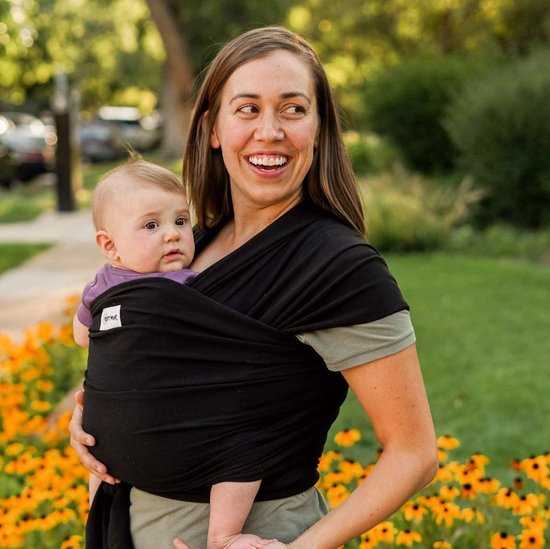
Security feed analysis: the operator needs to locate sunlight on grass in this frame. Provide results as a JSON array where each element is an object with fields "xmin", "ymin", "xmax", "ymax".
[{"xmin": 0, "ymin": 243, "xmax": 51, "ymax": 275}]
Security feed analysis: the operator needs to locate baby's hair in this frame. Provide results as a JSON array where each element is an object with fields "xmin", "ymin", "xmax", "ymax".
[{"xmin": 92, "ymin": 153, "xmax": 186, "ymax": 230}]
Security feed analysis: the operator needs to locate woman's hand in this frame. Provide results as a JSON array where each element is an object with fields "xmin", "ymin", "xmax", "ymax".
[
  {"xmin": 173, "ymin": 538, "xmax": 289, "ymax": 549},
  {"xmin": 68, "ymin": 389, "xmax": 119, "ymax": 484}
]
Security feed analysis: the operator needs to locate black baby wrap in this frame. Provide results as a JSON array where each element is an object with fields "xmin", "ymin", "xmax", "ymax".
[{"xmin": 83, "ymin": 200, "xmax": 409, "ymax": 548}]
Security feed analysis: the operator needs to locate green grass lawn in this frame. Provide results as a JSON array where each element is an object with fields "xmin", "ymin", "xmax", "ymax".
[
  {"xmin": 0, "ymin": 243, "xmax": 51, "ymax": 275},
  {"xmin": 330, "ymin": 253, "xmax": 550, "ymax": 483}
]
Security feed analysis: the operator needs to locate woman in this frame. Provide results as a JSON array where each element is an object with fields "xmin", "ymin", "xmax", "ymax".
[{"xmin": 70, "ymin": 26, "xmax": 438, "ymax": 549}]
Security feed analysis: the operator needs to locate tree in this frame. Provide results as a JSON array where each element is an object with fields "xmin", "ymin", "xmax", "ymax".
[
  {"xmin": 0, "ymin": 0, "xmax": 163, "ymax": 114},
  {"xmin": 145, "ymin": 0, "xmax": 294, "ymax": 157}
]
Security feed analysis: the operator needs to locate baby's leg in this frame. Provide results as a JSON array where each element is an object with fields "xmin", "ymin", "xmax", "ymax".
[{"xmin": 208, "ymin": 480, "xmax": 276, "ymax": 549}]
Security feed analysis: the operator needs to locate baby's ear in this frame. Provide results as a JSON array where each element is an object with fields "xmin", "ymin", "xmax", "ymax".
[{"xmin": 96, "ymin": 230, "xmax": 118, "ymax": 261}]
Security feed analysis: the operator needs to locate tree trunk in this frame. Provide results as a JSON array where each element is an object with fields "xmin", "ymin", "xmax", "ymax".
[{"xmin": 145, "ymin": 0, "xmax": 195, "ymax": 160}]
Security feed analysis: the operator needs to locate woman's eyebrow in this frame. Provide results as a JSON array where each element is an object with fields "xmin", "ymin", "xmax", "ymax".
[{"xmin": 229, "ymin": 92, "xmax": 312, "ymax": 104}]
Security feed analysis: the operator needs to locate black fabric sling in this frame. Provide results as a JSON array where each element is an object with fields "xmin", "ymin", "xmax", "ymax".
[{"xmin": 83, "ymin": 200, "xmax": 409, "ymax": 548}]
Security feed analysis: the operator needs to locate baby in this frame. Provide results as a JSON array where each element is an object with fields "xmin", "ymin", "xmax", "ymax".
[{"xmin": 74, "ymin": 156, "xmax": 273, "ymax": 549}]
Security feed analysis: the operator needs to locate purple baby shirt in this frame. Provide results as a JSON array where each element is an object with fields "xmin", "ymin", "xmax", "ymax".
[{"xmin": 77, "ymin": 263, "xmax": 196, "ymax": 328}]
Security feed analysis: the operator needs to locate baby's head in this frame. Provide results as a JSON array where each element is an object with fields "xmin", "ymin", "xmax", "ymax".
[{"xmin": 92, "ymin": 157, "xmax": 195, "ymax": 273}]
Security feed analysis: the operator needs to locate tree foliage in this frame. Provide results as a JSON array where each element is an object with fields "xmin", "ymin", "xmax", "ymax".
[
  {"xmin": 0, "ymin": 0, "xmax": 163, "ymax": 113},
  {"xmin": 167, "ymin": 0, "xmax": 295, "ymax": 74},
  {"xmin": 2, "ymin": 0, "xmax": 550, "ymax": 127},
  {"xmin": 446, "ymin": 48, "xmax": 550, "ymax": 228},
  {"xmin": 284, "ymin": 0, "xmax": 550, "ymax": 127}
]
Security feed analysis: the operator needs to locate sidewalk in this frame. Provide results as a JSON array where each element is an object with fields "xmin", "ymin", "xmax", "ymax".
[{"xmin": 0, "ymin": 209, "xmax": 104, "ymax": 339}]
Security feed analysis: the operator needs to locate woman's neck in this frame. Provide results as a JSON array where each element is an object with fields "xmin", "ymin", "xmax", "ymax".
[
  {"xmin": 230, "ymin": 194, "xmax": 303, "ymax": 246},
  {"xmin": 191, "ymin": 195, "xmax": 302, "ymax": 272}
]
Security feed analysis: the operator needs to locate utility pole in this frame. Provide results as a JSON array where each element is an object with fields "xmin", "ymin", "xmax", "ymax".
[{"xmin": 51, "ymin": 71, "xmax": 76, "ymax": 212}]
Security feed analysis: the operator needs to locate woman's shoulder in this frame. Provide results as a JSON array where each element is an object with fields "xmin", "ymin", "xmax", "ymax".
[{"xmin": 300, "ymin": 208, "xmax": 380, "ymax": 261}]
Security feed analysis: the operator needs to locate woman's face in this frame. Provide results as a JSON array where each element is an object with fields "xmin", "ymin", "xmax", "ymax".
[{"xmin": 210, "ymin": 50, "xmax": 320, "ymax": 216}]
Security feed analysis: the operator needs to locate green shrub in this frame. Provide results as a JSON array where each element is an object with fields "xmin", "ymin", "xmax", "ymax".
[
  {"xmin": 366, "ymin": 55, "xmax": 484, "ymax": 174},
  {"xmin": 343, "ymin": 131, "xmax": 401, "ymax": 176},
  {"xmin": 446, "ymin": 48, "xmax": 550, "ymax": 228},
  {"xmin": 448, "ymin": 224, "xmax": 550, "ymax": 264},
  {"xmin": 361, "ymin": 167, "xmax": 484, "ymax": 252}
]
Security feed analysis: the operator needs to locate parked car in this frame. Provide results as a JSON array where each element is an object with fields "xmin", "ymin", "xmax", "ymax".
[
  {"xmin": 78, "ymin": 120, "xmax": 126, "ymax": 163},
  {"xmin": 97, "ymin": 106, "xmax": 162, "ymax": 152},
  {"xmin": 0, "ymin": 112, "xmax": 57, "ymax": 183}
]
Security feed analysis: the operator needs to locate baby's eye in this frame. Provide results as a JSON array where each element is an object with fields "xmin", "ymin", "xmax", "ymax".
[
  {"xmin": 175, "ymin": 217, "xmax": 187, "ymax": 226},
  {"xmin": 144, "ymin": 221, "xmax": 159, "ymax": 230}
]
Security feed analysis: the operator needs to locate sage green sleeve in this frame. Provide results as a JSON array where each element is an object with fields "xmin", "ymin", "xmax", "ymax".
[{"xmin": 296, "ymin": 310, "xmax": 415, "ymax": 371}]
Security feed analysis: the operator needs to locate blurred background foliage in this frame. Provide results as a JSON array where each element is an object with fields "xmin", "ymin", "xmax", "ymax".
[{"xmin": 1, "ymin": 0, "xmax": 550, "ymax": 248}]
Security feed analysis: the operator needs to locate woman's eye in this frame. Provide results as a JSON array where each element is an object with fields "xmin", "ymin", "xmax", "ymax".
[
  {"xmin": 237, "ymin": 105, "xmax": 258, "ymax": 115},
  {"xmin": 145, "ymin": 221, "xmax": 159, "ymax": 230},
  {"xmin": 284, "ymin": 105, "xmax": 306, "ymax": 115},
  {"xmin": 175, "ymin": 217, "xmax": 187, "ymax": 226}
]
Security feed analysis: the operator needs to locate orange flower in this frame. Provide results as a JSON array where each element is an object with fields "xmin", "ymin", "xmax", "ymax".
[
  {"xmin": 326, "ymin": 483, "xmax": 349, "ymax": 507},
  {"xmin": 460, "ymin": 482, "xmax": 477, "ymax": 500},
  {"xmin": 494, "ymin": 488, "xmax": 519, "ymax": 510},
  {"xmin": 436, "ymin": 463, "xmax": 454, "ymax": 483},
  {"xmin": 477, "ymin": 476, "xmax": 501, "ymax": 494},
  {"xmin": 520, "ymin": 456, "xmax": 549, "ymax": 483},
  {"xmin": 372, "ymin": 521, "xmax": 397, "ymax": 543},
  {"xmin": 511, "ymin": 458, "xmax": 523, "ymax": 472},
  {"xmin": 359, "ymin": 532, "xmax": 380, "ymax": 549},
  {"xmin": 334, "ymin": 428, "xmax": 361, "ymax": 447},
  {"xmin": 402, "ymin": 501, "xmax": 428, "ymax": 522},
  {"xmin": 432, "ymin": 501, "xmax": 461, "ymax": 528},
  {"xmin": 396, "ymin": 529, "xmax": 422, "ymax": 546},
  {"xmin": 513, "ymin": 494, "xmax": 542, "ymax": 516},
  {"xmin": 491, "ymin": 532, "xmax": 517, "ymax": 549},
  {"xmin": 439, "ymin": 485, "xmax": 460, "ymax": 501},
  {"xmin": 339, "ymin": 459, "xmax": 365, "ymax": 481},
  {"xmin": 461, "ymin": 506, "xmax": 485, "ymax": 524},
  {"xmin": 518, "ymin": 529, "xmax": 545, "ymax": 549},
  {"xmin": 519, "ymin": 516, "xmax": 547, "ymax": 532},
  {"xmin": 437, "ymin": 435, "xmax": 460, "ymax": 450},
  {"xmin": 513, "ymin": 477, "xmax": 525, "ymax": 491},
  {"xmin": 433, "ymin": 542, "xmax": 452, "ymax": 549}
]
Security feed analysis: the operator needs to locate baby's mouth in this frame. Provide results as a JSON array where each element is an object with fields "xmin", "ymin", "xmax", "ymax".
[{"xmin": 248, "ymin": 155, "xmax": 288, "ymax": 170}]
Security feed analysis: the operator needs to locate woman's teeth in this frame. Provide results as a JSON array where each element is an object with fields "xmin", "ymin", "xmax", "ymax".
[{"xmin": 248, "ymin": 155, "xmax": 288, "ymax": 167}]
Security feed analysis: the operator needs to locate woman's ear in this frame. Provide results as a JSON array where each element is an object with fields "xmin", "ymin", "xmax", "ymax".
[
  {"xmin": 203, "ymin": 111, "xmax": 220, "ymax": 149},
  {"xmin": 96, "ymin": 230, "xmax": 118, "ymax": 261},
  {"xmin": 210, "ymin": 127, "xmax": 221, "ymax": 149}
]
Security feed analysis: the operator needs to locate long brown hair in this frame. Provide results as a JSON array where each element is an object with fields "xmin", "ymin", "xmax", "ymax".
[{"xmin": 182, "ymin": 26, "xmax": 365, "ymax": 235}]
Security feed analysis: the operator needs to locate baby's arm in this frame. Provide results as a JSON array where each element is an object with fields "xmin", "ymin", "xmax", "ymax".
[
  {"xmin": 73, "ymin": 314, "xmax": 89, "ymax": 348},
  {"xmin": 207, "ymin": 480, "xmax": 275, "ymax": 549}
]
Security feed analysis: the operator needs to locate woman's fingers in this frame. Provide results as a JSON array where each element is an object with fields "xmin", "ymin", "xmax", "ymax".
[{"xmin": 173, "ymin": 538, "xmax": 191, "ymax": 549}]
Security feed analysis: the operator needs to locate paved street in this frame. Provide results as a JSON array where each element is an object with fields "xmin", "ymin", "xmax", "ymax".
[{"xmin": 0, "ymin": 209, "xmax": 104, "ymax": 338}]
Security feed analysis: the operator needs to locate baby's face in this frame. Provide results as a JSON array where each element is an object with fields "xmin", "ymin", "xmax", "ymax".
[{"xmin": 106, "ymin": 186, "xmax": 195, "ymax": 273}]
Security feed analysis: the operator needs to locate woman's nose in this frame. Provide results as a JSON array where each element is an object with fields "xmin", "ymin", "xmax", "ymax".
[{"xmin": 254, "ymin": 113, "xmax": 284, "ymax": 141}]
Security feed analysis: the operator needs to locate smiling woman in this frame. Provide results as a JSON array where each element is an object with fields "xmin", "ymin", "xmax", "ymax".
[{"xmin": 69, "ymin": 26, "xmax": 437, "ymax": 549}]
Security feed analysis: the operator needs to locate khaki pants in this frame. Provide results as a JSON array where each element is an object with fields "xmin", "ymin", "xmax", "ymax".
[{"xmin": 130, "ymin": 486, "xmax": 328, "ymax": 549}]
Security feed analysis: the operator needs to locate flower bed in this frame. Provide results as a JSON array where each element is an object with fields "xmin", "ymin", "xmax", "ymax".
[{"xmin": 0, "ymin": 303, "xmax": 548, "ymax": 548}]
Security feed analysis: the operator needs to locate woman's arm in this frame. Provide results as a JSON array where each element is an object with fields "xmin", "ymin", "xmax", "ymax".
[
  {"xmin": 69, "ymin": 389, "xmax": 119, "ymax": 485},
  {"xmin": 289, "ymin": 344, "xmax": 438, "ymax": 549}
]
